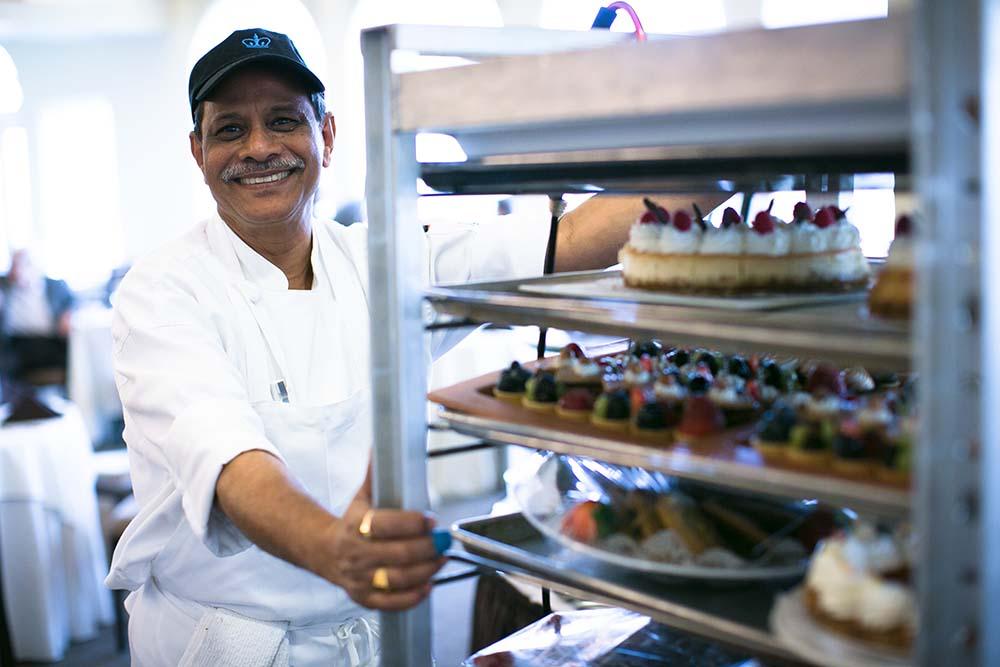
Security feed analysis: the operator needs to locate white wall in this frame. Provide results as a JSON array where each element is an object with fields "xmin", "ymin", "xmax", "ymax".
[{"xmin": 5, "ymin": 33, "xmax": 196, "ymax": 265}]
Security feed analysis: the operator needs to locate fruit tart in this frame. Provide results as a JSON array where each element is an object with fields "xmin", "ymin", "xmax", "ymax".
[
  {"xmin": 591, "ymin": 389, "xmax": 631, "ymax": 431},
  {"xmin": 786, "ymin": 419, "xmax": 835, "ymax": 468},
  {"xmin": 707, "ymin": 373, "xmax": 758, "ymax": 426},
  {"xmin": 552, "ymin": 343, "xmax": 603, "ymax": 394},
  {"xmin": 831, "ymin": 419, "xmax": 873, "ymax": 476},
  {"xmin": 674, "ymin": 396, "xmax": 725, "ymax": 442},
  {"xmin": 878, "ymin": 417, "xmax": 914, "ymax": 484},
  {"xmin": 751, "ymin": 402, "xmax": 798, "ymax": 463},
  {"xmin": 653, "ymin": 369, "xmax": 686, "ymax": 404},
  {"xmin": 554, "ymin": 388, "xmax": 596, "ymax": 422},
  {"xmin": 493, "ymin": 361, "xmax": 531, "ymax": 403},
  {"xmin": 631, "ymin": 400, "xmax": 680, "ymax": 440},
  {"xmin": 522, "ymin": 370, "xmax": 559, "ymax": 413}
]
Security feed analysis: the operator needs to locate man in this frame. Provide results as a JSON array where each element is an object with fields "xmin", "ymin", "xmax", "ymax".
[
  {"xmin": 0, "ymin": 249, "xmax": 76, "ymax": 383},
  {"xmin": 107, "ymin": 28, "xmax": 715, "ymax": 665}
]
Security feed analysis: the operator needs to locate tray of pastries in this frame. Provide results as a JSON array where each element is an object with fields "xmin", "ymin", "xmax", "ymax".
[
  {"xmin": 510, "ymin": 453, "xmax": 848, "ymax": 583},
  {"xmin": 429, "ymin": 339, "xmax": 915, "ymax": 489}
]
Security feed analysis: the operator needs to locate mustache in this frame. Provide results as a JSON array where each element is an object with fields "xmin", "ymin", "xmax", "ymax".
[{"xmin": 221, "ymin": 157, "xmax": 306, "ymax": 183}]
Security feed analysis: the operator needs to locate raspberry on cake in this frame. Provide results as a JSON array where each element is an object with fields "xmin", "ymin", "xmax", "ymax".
[{"xmin": 619, "ymin": 199, "xmax": 871, "ymax": 293}]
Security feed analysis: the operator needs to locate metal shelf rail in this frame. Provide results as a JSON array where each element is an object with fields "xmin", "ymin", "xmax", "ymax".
[
  {"xmin": 362, "ymin": 6, "xmax": 990, "ymax": 664},
  {"xmin": 437, "ymin": 410, "xmax": 909, "ymax": 518},
  {"xmin": 425, "ymin": 270, "xmax": 910, "ymax": 371}
]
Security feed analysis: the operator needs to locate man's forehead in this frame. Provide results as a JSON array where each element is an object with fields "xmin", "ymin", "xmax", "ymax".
[{"xmin": 203, "ymin": 66, "xmax": 313, "ymax": 112}]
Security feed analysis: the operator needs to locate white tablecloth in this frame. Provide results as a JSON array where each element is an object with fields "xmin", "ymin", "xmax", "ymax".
[
  {"xmin": 68, "ymin": 305, "xmax": 122, "ymax": 443},
  {"xmin": 0, "ymin": 402, "xmax": 113, "ymax": 662}
]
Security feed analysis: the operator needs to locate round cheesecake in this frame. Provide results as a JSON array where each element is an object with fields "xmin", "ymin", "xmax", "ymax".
[{"xmin": 620, "ymin": 204, "xmax": 871, "ymax": 294}]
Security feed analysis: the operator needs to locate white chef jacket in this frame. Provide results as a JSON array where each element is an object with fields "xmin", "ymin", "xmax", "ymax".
[{"xmin": 107, "ymin": 214, "xmax": 546, "ymax": 664}]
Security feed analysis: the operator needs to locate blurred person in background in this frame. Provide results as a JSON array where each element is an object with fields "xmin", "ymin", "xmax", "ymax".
[{"xmin": 0, "ymin": 249, "xmax": 76, "ymax": 384}]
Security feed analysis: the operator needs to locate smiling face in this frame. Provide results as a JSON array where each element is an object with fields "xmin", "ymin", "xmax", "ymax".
[{"xmin": 189, "ymin": 65, "xmax": 335, "ymax": 234}]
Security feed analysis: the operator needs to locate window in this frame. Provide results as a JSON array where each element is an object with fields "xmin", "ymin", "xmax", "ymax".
[
  {"xmin": 761, "ymin": 0, "xmax": 888, "ymax": 29},
  {"xmin": 37, "ymin": 97, "xmax": 123, "ymax": 288},
  {"xmin": 0, "ymin": 45, "xmax": 25, "ymax": 270},
  {"xmin": 837, "ymin": 177, "xmax": 897, "ymax": 258},
  {"xmin": 1, "ymin": 128, "xmax": 31, "ymax": 271},
  {"xmin": 0, "ymin": 46, "xmax": 23, "ymax": 115}
]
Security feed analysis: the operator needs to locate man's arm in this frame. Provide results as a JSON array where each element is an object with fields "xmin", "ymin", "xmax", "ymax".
[
  {"xmin": 216, "ymin": 451, "xmax": 443, "ymax": 611},
  {"xmin": 553, "ymin": 194, "xmax": 730, "ymax": 273},
  {"xmin": 113, "ymin": 265, "xmax": 443, "ymax": 611}
]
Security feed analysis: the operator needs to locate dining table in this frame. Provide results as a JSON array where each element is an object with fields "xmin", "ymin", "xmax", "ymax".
[{"xmin": 0, "ymin": 399, "xmax": 114, "ymax": 661}]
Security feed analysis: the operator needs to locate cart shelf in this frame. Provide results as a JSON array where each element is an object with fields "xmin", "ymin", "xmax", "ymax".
[
  {"xmin": 427, "ymin": 271, "xmax": 910, "ymax": 371},
  {"xmin": 451, "ymin": 512, "xmax": 807, "ymax": 665},
  {"xmin": 439, "ymin": 409, "xmax": 907, "ymax": 518}
]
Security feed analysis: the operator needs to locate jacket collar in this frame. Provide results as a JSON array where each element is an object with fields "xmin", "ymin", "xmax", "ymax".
[{"xmin": 206, "ymin": 216, "xmax": 320, "ymax": 292}]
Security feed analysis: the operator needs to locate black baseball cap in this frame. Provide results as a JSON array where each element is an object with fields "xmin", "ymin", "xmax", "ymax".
[{"xmin": 188, "ymin": 28, "xmax": 325, "ymax": 120}]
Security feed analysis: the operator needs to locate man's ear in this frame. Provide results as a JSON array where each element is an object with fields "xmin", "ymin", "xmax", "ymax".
[
  {"xmin": 321, "ymin": 112, "xmax": 336, "ymax": 168},
  {"xmin": 189, "ymin": 132, "xmax": 207, "ymax": 181}
]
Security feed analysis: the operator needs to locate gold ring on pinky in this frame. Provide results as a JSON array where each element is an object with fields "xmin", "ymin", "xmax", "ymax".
[
  {"xmin": 371, "ymin": 567, "xmax": 391, "ymax": 591},
  {"xmin": 359, "ymin": 509, "xmax": 376, "ymax": 539}
]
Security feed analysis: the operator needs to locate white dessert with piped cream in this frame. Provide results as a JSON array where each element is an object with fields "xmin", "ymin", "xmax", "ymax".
[
  {"xmin": 804, "ymin": 524, "xmax": 915, "ymax": 650},
  {"xmin": 619, "ymin": 200, "xmax": 871, "ymax": 293}
]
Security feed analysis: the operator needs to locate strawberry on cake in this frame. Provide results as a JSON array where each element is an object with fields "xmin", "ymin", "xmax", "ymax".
[{"xmin": 619, "ymin": 199, "xmax": 871, "ymax": 293}]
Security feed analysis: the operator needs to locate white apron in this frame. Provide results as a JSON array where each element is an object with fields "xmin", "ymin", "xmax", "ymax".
[{"xmin": 126, "ymin": 226, "xmax": 380, "ymax": 667}]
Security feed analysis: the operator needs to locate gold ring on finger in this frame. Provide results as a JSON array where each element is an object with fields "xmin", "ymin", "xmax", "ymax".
[
  {"xmin": 359, "ymin": 509, "xmax": 376, "ymax": 539},
  {"xmin": 372, "ymin": 567, "xmax": 391, "ymax": 591}
]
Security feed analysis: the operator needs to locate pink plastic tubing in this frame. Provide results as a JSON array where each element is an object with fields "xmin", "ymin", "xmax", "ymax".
[{"xmin": 607, "ymin": 2, "xmax": 647, "ymax": 41}]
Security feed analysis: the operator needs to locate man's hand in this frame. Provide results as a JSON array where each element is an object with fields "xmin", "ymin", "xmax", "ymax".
[
  {"xmin": 315, "ymin": 495, "xmax": 445, "ymax": 611},
  {"xmin": 216, "ymin": 451, "xmax": 445, "ymax": 612}
]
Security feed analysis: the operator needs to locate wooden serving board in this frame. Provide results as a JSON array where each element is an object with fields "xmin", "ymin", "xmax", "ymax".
[{"xmin": 427, "ymin": 364, "xmax": 910, "ymax": 494}]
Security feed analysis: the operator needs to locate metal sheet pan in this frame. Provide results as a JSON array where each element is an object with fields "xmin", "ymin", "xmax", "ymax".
[{"xmin": 450, "ymin": 512, "xmax": 808, "ymax": 665}]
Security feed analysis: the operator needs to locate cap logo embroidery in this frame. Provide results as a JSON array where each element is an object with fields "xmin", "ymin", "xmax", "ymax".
[{"xmin": 242, "ymin": 33, "xmax": 271, "ymax": 49}]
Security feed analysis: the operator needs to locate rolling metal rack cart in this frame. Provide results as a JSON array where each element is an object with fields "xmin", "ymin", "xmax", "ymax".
[{"xmin": 361, "ymin": 3, "xmax": 997, "ymax": 665}]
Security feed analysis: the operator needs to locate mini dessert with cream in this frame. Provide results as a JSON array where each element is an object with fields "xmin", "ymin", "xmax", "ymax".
[
  {"xmin": 620, "ymin": 199, "xmax": 871, "ymax": 293},
  {"xmin": 869, "ymin": 214, "xmax": 915, "ymax": 318},
  {"xmin": 494, "ymin": 361, "xmax": 531, "ymax": 402},
  {"xmin": 804, "ymin": 524, "xmax": 915, "ymax": 650}
]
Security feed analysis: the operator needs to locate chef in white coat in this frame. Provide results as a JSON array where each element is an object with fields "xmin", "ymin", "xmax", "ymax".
[{"xmin": 106, "ymin": 27, "xmax": 688, "ymax": 666}]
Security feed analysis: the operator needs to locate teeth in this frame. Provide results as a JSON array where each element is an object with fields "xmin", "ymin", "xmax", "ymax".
[{"xmin": 240, "ymin": 171, "xmax": 291, "ymax": 185}]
